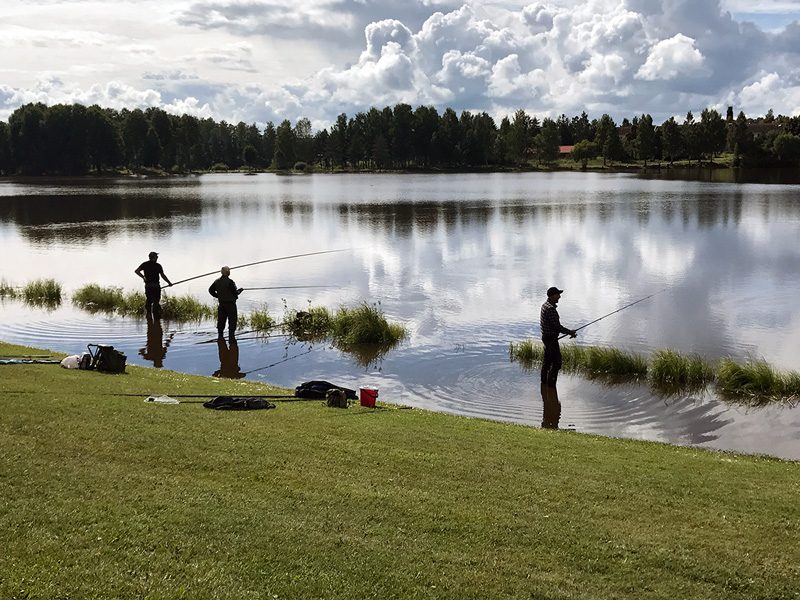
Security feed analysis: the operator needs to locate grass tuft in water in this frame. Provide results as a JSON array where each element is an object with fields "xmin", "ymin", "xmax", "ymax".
[
  {"xmin": 72, "ymin": 284, "xmax": 125, "ymax": 313},
  {"xmin": 159, "ymin": 294, "xmax": 216, "ymax": 322},
  {"xmin": 21, "ymin": 279, "xmax": 62, "ymax": 307},
  {"xmin": 72, "ymin": 284, "xmax": 213, "ymax": 322},
  {"xmin": 715, "ymin": 358, "xmax": 795, "ymax": 402},
  {"xmin": 0, "ymin": 279, "xmax": 18, "ymax": 299},
  {"xmin": 240, "ymin": 304, "xmax": 277, "ymax": 333},
  {"xmin": 649, "ymin": 348, "xmax": 715, "ymax": 387},
  {"xmin": 331, "ymin": 302, "xmax": 408, "ymax": 346},
  {"xmin": 509, "ymin": 340, "xmax": 646, "ymax": 378},
  {"xmin": 283, "ymin": 304, "xmax": 333, "ymax": 342}
]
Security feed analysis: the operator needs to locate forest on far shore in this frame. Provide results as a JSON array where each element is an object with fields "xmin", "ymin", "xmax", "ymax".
[{"xmin": 1, "ymin": 102, "xmax": 799, "ymax": 176}]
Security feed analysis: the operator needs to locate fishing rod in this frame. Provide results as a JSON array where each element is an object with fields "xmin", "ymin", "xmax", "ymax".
[
  {"xmin": 242, "ymin": 285, "xmax": 335, "ymax": 291},
  {"xmin": 558, "ymin": 289, "xmax": 666, "ymax": 340},
  {"xmin": 164, "ymin": 248, "xmax": 356, "ymax": 288},
  {"xmin": 243, "ymin": 347, "xmax": 314, "ymax": 375}
]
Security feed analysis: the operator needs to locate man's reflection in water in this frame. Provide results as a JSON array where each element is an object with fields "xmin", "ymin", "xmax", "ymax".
[
  {"xmin": 214, "ymin": 337, "xmax": 246, "ymax": 379},
  {"xmin": 139, "ymin": 314, "xmax": 172, "ymax": 368},
  {"xmin": 540, "ymin": 383, "xmax": 561, "ymax": 429}
]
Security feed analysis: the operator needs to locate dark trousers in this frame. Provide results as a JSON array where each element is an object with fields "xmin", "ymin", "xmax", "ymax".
[
  {"xmin": 541, "ymin": 335, "xmax": 562, "ymax": 387},
  {"xmin": 145, "ymin": 283, "xmax": 161, "ymax": 313},
  {"xmin": 217, "ymin": 301, "xmax": 238, "ymax": 337}
]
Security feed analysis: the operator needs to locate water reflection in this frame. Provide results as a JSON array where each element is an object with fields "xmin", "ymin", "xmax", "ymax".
[
  {"xmin": 540, "ymin": 383, "xmax": 561, "ymax": 429},
  {"xmin": 214, "ymin": 338, "xmax": 245, "ymax": 379},
  {"xmin": 138, "ymin": 315, "xmax": 173, "ymax": 368}
]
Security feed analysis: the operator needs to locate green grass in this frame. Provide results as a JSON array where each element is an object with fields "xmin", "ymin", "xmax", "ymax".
[
  {"xmin": 509, "ymin": 340, "xmax": 797, "ymax": 403},
  {"xmin": 1, "ymin": 340, "xmax": 799, "ymax": 599},
  {"xmin": 20, "ymin": 278, "xmax": 62, "ymax": 307}
]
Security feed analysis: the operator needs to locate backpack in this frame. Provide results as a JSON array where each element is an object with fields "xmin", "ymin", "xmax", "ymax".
[
  {"xmin": 88, "ymin": 344, "xmax": 127, "ymax": 374},
  {"xmin": 295, "ymin": 380, "xmax": 357, "ymax": 400},
  {"xmin": 325, "ymin": 388, "xmax": 349, "ymax": 408}
]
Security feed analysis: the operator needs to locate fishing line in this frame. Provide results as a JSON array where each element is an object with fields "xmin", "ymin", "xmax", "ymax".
[
  {"xmin": 243, "ymin": 347, "xmax": 314, "ymax": 375},
  {"xmin": 164, "ymin": 248, "xmax": 357, "ymax": 288},
  {"xmin": 242, "ymin": 285, "xmax": 336, "ymax": 291},
  {"xmin": 558, "ymin": 289, "xmax": 666, "ymax": 340}
]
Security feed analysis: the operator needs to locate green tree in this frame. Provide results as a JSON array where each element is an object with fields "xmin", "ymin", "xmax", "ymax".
[
  {"xmin": 636, "ymin": 114, "xmax": 656, "ymax": 166},
  {"xmin": 392, "ymin": 103, "xmax": 414, "ymax": 167},
  {"xmin": 294, "ymin": 117, "xmax": 314, "ymax": 164},
  {"xmin": 535, "ymin": 118, "xmax": 560, "ymax": 165},
  {"xmin": 0, "ymin": 121, "xmax": 12, "ymax": 174},
  {"xmin": 682, "ymin": 111, "xmax": 700, "ymax": 165},
  {"xmin": 660, "ymin": 117, "xmax": 682, "ymax": 164},
  {"xmin": 509, "ymin": 109, "xmax": 533, "ymax": 165},
  {"xmin": 141, "ymin": 126, "xmax": 162, "ymax": 168},
  {"xmin": 570, "ymin": 139, "xmax": 599, "ymax": 169},
  {"xmin": 413, "ymin": 105, "xmax": 439, "ymax": 167},
  {"xmin": 262, "ymin": 122, "xmax": 276, "ymax": 168},
  {"xmin": 85, "ymin": 105, "xmax": 121, "ymax": 171},
  {"xmin": 147, "ymin": 108, "xmax": 175, "ymax": 169},
  {"xmin": 727, "ymin": 111, "xmax": 753, "ymax": 166},
  {"xmin": 273, "ymin": 119, "xmax": 296, "ymax": 170},
  {"xmin": 122, "ymin": 108, "xmax": 149, "ymax": 168},
  {"xmin": 242, "ymin": 144, "xmax": 259, "ymax": 169},
  {"xmin": 773, "ymin": 133, "xmax": 800, "ymax": 164},
  {"xmin": 699, "ymin": 108, "xmax": 727, "ymax": 160},
  {"xmin": 8, "ymin": 103, "xmax": 47, "ymax": 174},
  {"xmin": 594, "ymin": 114, "xmax": 616, "ymax": 166},
  {"xmin": 372, "ymin": 133, "xmax": 390, "ymax": 170}
]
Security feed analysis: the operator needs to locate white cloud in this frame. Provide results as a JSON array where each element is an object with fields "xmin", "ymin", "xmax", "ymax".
[
  {"xmin": 2, "ymin": 0, "xmax": 800, "ymax": 126},
  {"xmin": 635, "ymin": 34, "xmax": 711, "ymax": 81}
]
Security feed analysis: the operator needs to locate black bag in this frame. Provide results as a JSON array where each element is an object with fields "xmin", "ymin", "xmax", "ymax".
[
  {"xmin": 87, "ymin": 344, "xmax": 127, "ymax": 373},
  {"xmin": 203, "ymin": 396, "xmax": 276, "ymax": 410},
  {"xmin": 295, "ymin": 380, "xmax": 357, "ymax": 400}
]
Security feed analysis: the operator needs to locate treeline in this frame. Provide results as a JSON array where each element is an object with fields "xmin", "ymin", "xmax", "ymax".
[{"xmin": 1, "ymin": 102, "xmax": 799, "ymax": 176}]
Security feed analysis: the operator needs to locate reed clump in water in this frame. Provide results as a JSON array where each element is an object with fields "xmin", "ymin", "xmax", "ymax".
[
  {"xmin": 508, "ymin": 341, "xmax": 647, "ymax": 378},
  {"xmin": 72, "ymin": 284, "xmax": 214, "ymax": 322},
  {"xmin": 0, "ymin": 279, "xmax": 18, "ymax": 299},
  {"xmin": 716, "ymin": 358, "xmax": 800, "ymax": 403},
  {"xmin": 649, "ymin": 348, "xmax": 715, "ymax": 387},
  {"xmin": 21, "ymin": 279, "xmax": 62, "ymax": 307},
  {"xmin": 72, "ymin": 284, "xmax": 125, "ymax": 313},
  {"xmin": 240, "ymin": 304, "xmax": 277, "ymax": 333},
  {"xmin": 283, "ymin": 305, "xmax": 333, "ymax": 342},
  {"xmin": 331, "ymin": 302, "xmax": 408, "ymax": 346},
  {"xmin": 509, "ymin": 340, "xmax": 799, "ymax": 403}
]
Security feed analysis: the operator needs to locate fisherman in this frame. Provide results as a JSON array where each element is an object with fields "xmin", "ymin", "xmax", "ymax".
[
  {"xmin": 134, "ymin": 251, "xmax": 173, "ymax": 316},
  {"xmin": 540, "ymin": 286, "xmax": 577, "ymax": 429},
  {"xmin": 209, "ymin": 266, "xmax": 243, "ymax": 340}
]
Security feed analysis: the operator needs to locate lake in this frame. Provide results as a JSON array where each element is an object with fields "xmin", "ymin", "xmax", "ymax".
[{"xmin": 2, "ymin": 171, "xmax": 800, "ymax": 460}]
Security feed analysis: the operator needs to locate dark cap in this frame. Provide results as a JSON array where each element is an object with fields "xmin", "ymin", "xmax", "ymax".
[
  {"xmin": 547, "ymin": 286, "xmax": 564, "ymax": 297},
  {"xmin": 148, "ymin": 251, "xmax": 159, "ymax": 259}
]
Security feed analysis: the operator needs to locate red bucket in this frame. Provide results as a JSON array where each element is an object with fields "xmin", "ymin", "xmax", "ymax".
[{"xmin": 359, "ymin": 387, "xmax": 378, "ymax": 407}]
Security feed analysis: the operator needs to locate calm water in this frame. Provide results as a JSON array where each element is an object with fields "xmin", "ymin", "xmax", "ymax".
[{"xmin": 2, "ymin": 172, "xmax": 800, "ymax": 460}]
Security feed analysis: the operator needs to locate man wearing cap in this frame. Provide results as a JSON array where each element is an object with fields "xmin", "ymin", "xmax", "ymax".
[
  {"xmin": 135, "ymin": 252, "xmax": 173, "ymax": 317},
  {"xmin": 539, "ymin": 286, "xmax": 577, "ymax": 428},
  {"xmin": 208, "ymin": 266, "xmax": 243, "ymax": 340}
]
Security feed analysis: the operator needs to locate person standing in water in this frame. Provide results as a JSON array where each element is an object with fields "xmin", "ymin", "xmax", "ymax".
[
  {"xmin": 540, "ymin": 286, "xmax": 577, "ymax": 429},
  {"xmin": 134, "ymin": 251, "xmax": 172, "ymax": 317},
  {"xmin": 209, "ymin": 266, "xmax": 243, "ymax": 340}
]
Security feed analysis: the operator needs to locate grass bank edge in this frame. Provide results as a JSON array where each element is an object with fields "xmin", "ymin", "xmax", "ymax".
[{"xmin": 2, "ymin": 340, "xmax": 799, "ymax": 600}]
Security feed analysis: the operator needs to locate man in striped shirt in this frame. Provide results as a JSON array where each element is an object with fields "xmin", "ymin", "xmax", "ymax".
[{"xmin": 540, "ymin": 287, "xmax": 577, "ymax": 428}]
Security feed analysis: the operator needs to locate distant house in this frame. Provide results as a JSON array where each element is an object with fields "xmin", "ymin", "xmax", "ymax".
[
  {"xmin": 747, "ymin": 122, "xmax": 783, "ymax": 139},
  {"xmin": 559, "ymin": 145, "xmax": 575, "ymax": 156}
]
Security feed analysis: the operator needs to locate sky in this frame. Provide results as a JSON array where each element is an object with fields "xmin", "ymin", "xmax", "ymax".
[{"xmin": 2, "ymin": 0, "xmax": 800, "ymax": 130}]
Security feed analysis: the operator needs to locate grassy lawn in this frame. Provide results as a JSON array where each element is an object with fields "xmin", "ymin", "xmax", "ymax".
[{"xmin": 1, "ymin": 341, "xmax": 798, "ymax": 599}]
